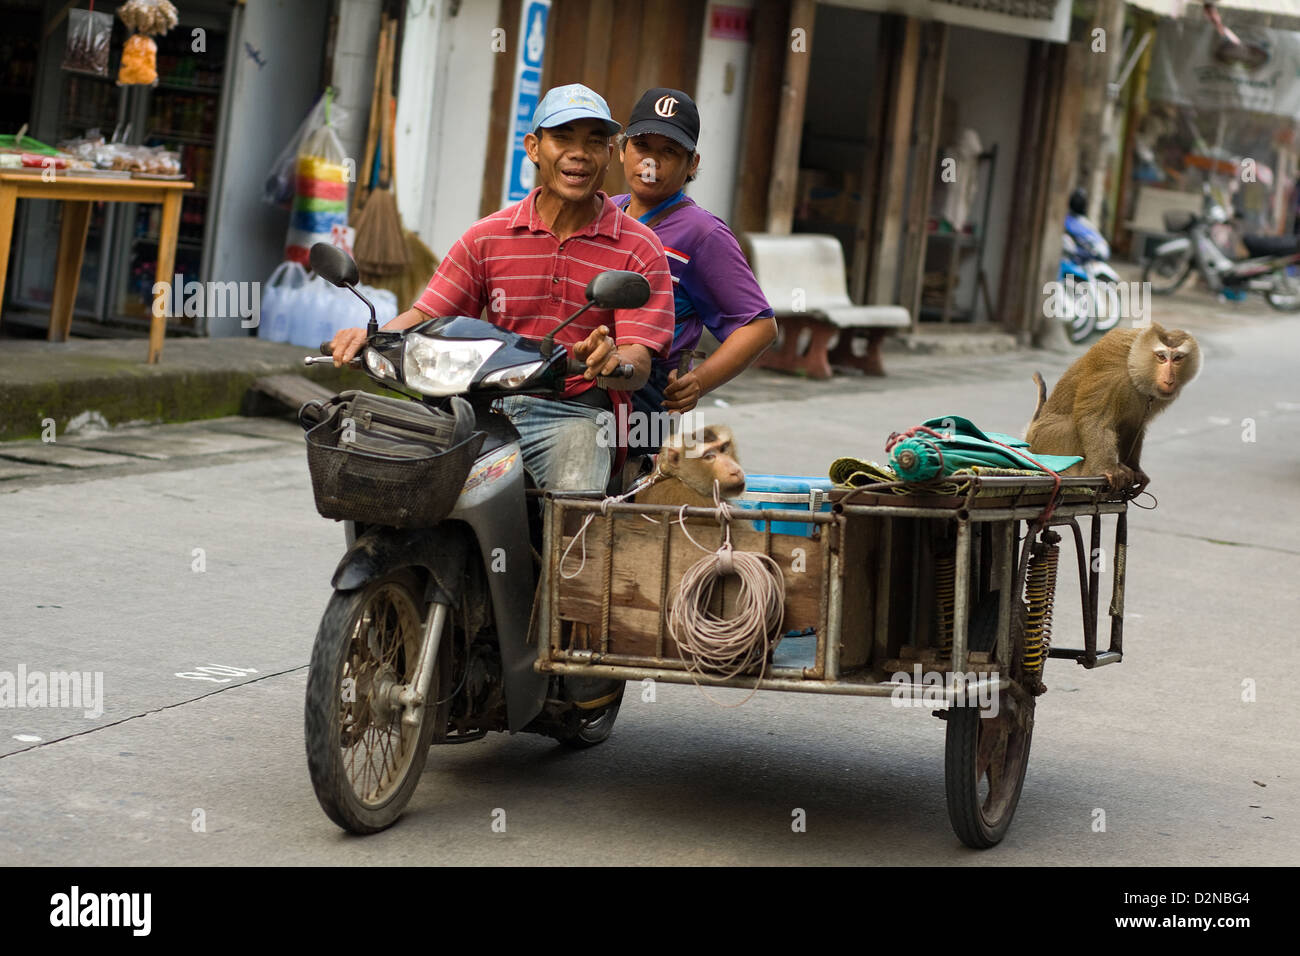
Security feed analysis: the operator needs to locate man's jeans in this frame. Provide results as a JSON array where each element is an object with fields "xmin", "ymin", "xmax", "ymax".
[{"xmin": 496, "ymin": 395, "xmax": 613, "ymax": 493}]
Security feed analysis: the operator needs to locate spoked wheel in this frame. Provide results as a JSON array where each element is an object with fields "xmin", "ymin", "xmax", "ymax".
[
  {"xmin": 944, "ymin": 690, "xmax": 1035, "ymax": 848},
  {"xmin": 1143, "ymin": 251, "xmax": 1192, "ymax": 295},
  {"xmin": 305, "ymin": 570, "xmax": 442, "ymax": 834},
  {"xmin": 555, "ymin": 683, "xmax": 624, "ymax": 749},
  {"xmin": 1265, "ymin": 271, "xmax": 1300, "ymax": 312}
]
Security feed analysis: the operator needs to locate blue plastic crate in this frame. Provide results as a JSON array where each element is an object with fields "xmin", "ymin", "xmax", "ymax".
[{"xmin": 735, "ymin": 474, "xmax": 835, "ymax": 537}]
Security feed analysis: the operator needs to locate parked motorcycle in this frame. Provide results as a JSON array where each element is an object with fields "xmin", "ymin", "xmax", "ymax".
[
  {"xmin": 1143, "ymin": 185, "xmax": 1300, "ymax": 312},
  {"xmin": 298, "ymin": 242, "xmax": 645, "ymax": 834},
  {"xmin": 1058, "ymin": 187, "xmax": 1122, "ymax": 343},
  {"xmin": 1057, "ymin": 236, "xmax": 1096, "ymax": 344}
]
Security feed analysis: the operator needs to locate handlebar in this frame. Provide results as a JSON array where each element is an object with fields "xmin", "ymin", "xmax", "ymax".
[
  {"xmin": 566, "ymin": 357, "xmax": 635, "ymax": 379},
  {"xmin": 304, "ymin": 341, "xmax": 360, "ymax": 367}
]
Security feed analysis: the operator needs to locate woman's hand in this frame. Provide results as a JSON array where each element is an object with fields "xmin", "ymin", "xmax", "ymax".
[{"xmin": 662, "ymin": 369, "xmax": 702, "ymax": 412}]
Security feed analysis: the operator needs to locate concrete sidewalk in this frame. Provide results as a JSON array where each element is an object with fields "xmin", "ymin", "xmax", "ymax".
[{"xmin": 0, "ymin": 336, "xmax": 369, "ymax": 441}]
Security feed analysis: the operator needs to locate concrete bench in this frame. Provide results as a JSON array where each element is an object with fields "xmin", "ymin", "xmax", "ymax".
[{"xmin": 741, "ymin": 232, "xmax": 911, "ymax": 379}]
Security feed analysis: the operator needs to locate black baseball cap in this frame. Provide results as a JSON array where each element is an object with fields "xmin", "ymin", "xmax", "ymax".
[{"xmin": 624, "ymin": 88, "xmax": 700, "ymax": 152}]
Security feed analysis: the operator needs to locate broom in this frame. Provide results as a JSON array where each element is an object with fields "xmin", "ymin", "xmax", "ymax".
[
  {"xmin": 365, "ymin": 229, "xmax": 441, "ymax": 313},
  {"xmin": 354, "ymin": 16, "xmax": 407, "ymax": 279}
]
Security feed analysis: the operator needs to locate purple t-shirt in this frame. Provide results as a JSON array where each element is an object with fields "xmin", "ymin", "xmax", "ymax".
[{"xmin": 612, "ymin": 193, "xmax": 773, "ymax": 372}]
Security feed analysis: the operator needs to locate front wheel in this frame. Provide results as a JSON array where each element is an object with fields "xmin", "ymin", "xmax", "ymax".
[
  {"xmin": 944, "ymin": 691, "xmax": 1035, "ymax": 848},
  {"xmin": 1265, "ymin": 271, "xmax": 1300, "ymax": 312},
  {"xmin": 305, "ymin": 570, "xmax": 442, "ymax": 834},
  {"xmin": 1143, "ymin": 251, "xmax": 1193, "ymax": 295}
]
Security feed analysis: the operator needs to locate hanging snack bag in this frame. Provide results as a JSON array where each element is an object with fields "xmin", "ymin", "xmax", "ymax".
[
  {"xmin": 62, "ymin": 8, "xmax": 114, "ymax": 78},
  {"xmin": 116, "ymin": 0, "xmax": 178, "ymax": 85},
  {"xmin": 118, "ymin": 33, "xmax": 158, "ymax": 85}
]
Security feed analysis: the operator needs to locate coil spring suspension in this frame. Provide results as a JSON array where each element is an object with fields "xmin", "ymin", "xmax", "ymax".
[
  {"xmin": 1022, "ymin": 529, "xmax": 1061, "ymax": 693},
  {"xmin": 935, "ymin": 551, "xmax": 955, "ymax": 659}
]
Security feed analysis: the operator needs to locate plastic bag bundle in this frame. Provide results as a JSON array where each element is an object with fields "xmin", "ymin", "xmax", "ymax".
[
  {"xmin": 62, "ymin": 9, "xmax": 113, "ymax": 77},
  {"xmin": 285, "ymin": 91, "xmax": 349, "ymax": 266},
  {"xmin": 117, "ymin": 0, "xmax": 178, "ymax": 35},
  {"xmin": 268, "ymin": 262, "xmax": 399, "ymax": 348},
  {"xmin": 264, "ymin": 94, "xmax": 350, "ymax": 208},
  {"xmin": 258, "ymin": 261, "xmax": 308, "ymax": 342}
]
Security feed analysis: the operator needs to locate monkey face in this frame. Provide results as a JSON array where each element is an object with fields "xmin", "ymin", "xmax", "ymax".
[
  {"xmin": 1142, "ymin": 327, "xmax": 1200, "ymax": 399},
  {"xmin": 660, "ymin": 426, "xmax": 746, "ymax": 499}
]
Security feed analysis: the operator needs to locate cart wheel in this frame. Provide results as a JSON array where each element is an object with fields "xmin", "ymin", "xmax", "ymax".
[
  {"xmin": 555, "ymin": 683, "xmax": 624, "ymax": 749},
  {"xmin": 944, "ymin": 692, "xmax": 1034, "ymax": 848}
]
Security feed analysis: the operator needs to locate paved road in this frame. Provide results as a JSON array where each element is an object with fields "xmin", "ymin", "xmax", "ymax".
[{"xmin": 1, "ymin": 301, "xmax": 1297, "ymax": 864}]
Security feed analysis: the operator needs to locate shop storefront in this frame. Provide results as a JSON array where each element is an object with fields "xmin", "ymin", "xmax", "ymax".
[
  {"xmin": 727, "ymin": 0, "xmax": 1077, "ymax": 338},
  {"xmin": 0, "ymin": 0, "xmax": 326, "ymax": 338}
]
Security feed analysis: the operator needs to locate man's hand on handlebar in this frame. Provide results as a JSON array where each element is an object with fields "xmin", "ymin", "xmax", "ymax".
[
  {"xmin": 572, "ymin": 325, "xmax": 618, "ymax": 380},
  {"xmin": 571, "ymin": 327, "xmax": 649, "ymax": 389},
  {"xmin": 329, "ymin": 326, "xmax": 368, "ymax": 368}
]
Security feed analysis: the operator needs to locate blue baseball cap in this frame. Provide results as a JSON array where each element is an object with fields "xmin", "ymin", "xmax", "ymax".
[{"xmin": 531, "ymin": 83, "xmax": 621, "ymax": 137}]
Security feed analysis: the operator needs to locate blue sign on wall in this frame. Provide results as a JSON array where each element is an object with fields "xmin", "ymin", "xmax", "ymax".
[{"xmin": 505, "ymin": 0, "xmax": 551, "ymax": 204}]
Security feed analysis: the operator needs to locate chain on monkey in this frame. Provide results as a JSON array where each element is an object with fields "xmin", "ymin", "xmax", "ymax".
[{"xmin": 1022, "ymin": 529, "xmax": 1060, "ymax": 694}]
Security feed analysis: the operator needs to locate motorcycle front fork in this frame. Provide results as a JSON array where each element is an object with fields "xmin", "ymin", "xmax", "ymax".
[{"xmin": 396, "ymin": 602, "xmax": 448, "ymax": 727}]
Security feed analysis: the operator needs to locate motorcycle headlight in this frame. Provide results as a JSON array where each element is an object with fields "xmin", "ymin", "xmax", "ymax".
[
  {"xmin": 403, "ymin": 335, "xmax": 502, "ymax": 396},
  {"xmin": 481, "ymin": 360, "xmax": 545, "ymax": 389},
  {"xmin": 364, "ymin": 347, "xmax": 397, "ymax": 380}
]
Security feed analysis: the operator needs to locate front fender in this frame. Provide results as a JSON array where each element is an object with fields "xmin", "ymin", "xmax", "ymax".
[
  {"xmin": 1153, "ymin": 237, "xmax": 1190, "ymax": 259},
  {"xmin": 331, "ymin": 523, "xmax": 471, "ymax": 602}
]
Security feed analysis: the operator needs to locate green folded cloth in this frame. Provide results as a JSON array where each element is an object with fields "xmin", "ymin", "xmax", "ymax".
[
  {"xmin": 886, "ymin": 415, "xmax": 1081, "ymax": 482},
  {"xmin": 829, "ymin": 457, "xmax": 896, "ymax": 488}
]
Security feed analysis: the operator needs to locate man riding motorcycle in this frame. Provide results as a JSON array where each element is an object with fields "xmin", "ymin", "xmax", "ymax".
[{"xmin": 330, "ymin": 83, "xmax": 675, "ymax": 492}]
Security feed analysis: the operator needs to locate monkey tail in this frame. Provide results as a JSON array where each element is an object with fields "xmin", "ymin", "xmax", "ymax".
[{"xmin": 1031, "ymin": 372, "xmax": 1047, "ymax": 423}]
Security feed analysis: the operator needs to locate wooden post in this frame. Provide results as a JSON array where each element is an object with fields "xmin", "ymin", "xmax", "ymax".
[
  {"xmin": 850, "ymin": 16, "xmax": 898, "ymax": 305},
  {"xmin": 479, "ymin": 0, "xmax": 523, "ymax": 220},
  {"xmin": 997, "ymin": 41, "xmax": 1052, "ymax": 339},
  {"xmin": 732, "ymin": 0, "xmax": 790, "ymax": 234},
  {"xmin": 899, "ymin": 21, "xmax": 948, "ymax": 330},
  {"xmin": 866, "ymin": 16, "xmax": 920, "ymax": 306},
  {"xmin": 1084, "ymin": 0, "xmax": 1127, "ymax": 227},
  {"xmin": 1113, "ymin": 12, "xmax": 1155, "ymax": 256},
  {"xmin": 765, "ymin": 0, "xmax": 815, "ymax": 235},
  {"xmin": 1031, "ymin": 41, "xmax": 1088, "ymax": 348}
]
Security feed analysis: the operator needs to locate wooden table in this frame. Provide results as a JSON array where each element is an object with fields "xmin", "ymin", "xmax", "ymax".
[{"xmin": 0, "ymin": 172, "xmax": 193, "ymax": 363}]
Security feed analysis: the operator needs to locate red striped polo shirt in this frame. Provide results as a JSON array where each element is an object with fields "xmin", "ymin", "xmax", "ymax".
[{"xmin": 414, "ymin": 188, "xmax": 674, "ymax": 399}]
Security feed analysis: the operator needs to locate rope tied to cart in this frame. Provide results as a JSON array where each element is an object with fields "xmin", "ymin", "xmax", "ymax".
[
  {"xmin": 558, "ymin": 477, "xmax": 787, "ymax": 707},
  {"xmin": 667, "ymin": 481, "xmax": 787, "ymax": 707},
  {"xmin": 557, "ymin": 472, "xmax": 660, "ymax": 579}
]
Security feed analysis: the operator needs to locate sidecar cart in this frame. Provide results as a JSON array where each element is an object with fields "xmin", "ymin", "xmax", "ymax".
[{"xmin": 536, "ymin": 473, "xmax": 1131, "ymax": 848}]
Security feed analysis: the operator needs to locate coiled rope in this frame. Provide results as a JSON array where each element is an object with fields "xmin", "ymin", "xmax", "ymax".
[{"xmin": 558, "ymin": 477, "xmax": 787, "ymax": 706}]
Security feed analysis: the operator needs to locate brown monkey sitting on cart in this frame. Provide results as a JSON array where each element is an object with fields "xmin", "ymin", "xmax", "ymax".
[
  {"xmin": 636, "ymin": 425, "xmax": 745, "ymax": 509},
  {"xmin": 1026, "ymin": 323, "xmax": 1201, "ymax": 493}
]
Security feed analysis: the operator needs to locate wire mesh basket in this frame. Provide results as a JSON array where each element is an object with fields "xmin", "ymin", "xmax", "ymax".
[{"xmin": 303, "ymin": 392, "xmax": 484, "ymax": 528}]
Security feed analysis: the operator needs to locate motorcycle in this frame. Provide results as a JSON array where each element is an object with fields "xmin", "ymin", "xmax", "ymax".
[
  {"xmin": 1059, "ymin": 188, "xmax": 1122, "ymax": 344},
  {"xmin": 1143, "ymin": 185, "xmax": 1300, "ymax": 312},
  {"xmin": 298, "ymin": 242, "xmax": 647, "ymax": 834},
  {"xmin": 1057, "ymin": 237, "xmax": 1093, "ymax": 343}
]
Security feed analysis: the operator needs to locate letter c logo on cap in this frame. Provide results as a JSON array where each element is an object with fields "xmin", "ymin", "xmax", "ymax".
[{"xmin": 654, "ymin": 95, "xmax": 679, "ymax": 117}]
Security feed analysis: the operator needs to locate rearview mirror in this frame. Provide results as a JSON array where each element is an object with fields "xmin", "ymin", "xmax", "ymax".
[
  {"xmin": 586, "ymin": 270, "xmax": 650, "ymax": 310},
  {"xmin": 310, "ymin": 242, "xmax": 360, "ymax": 288}
]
